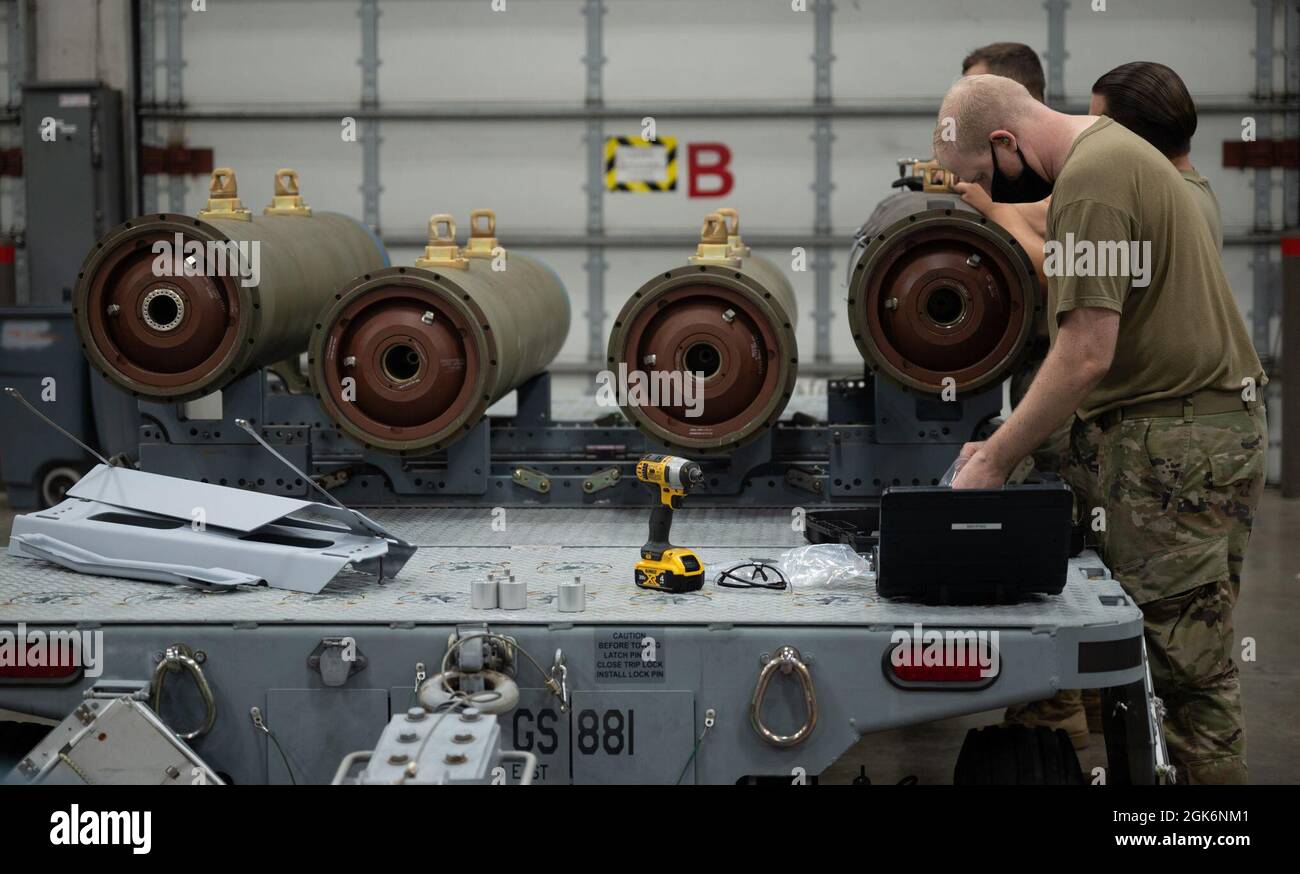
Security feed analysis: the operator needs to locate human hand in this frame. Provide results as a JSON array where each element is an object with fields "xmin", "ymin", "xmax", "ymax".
[
  {"xmin": 950, "ymin": 444, "xmax": 1011, "ymax": 489},
  {"xmin": 954, "ymin": 181, "xmax": 995, "ymax": 216}
]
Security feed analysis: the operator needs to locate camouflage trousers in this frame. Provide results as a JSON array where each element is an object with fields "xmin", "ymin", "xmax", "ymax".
[
  {"xmin": 1097, "ymin": 405, "xmax": 1267, "ymax": 783},
  {"xmin": 1009, "ymin": 406, "xmax": 1267, "ymax": 784}
]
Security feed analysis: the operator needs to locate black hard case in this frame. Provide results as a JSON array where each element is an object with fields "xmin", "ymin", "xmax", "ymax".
[{"xmin": 875, "ymin": 483, "xmax": 1073, "ymax": 604}]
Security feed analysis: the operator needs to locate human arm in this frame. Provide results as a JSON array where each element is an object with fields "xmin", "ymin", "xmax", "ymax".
[
  {"xmin": 951, "ymin": 306, "xmax": 1118, "ymax": 488},
  {"xmin": 951, "ymin": 195, "xmax": 1135, "ymax": 488},
  {"xmin": 1011, "ymin": 197, "xmax": 1050, "ymax": 238},
  {"xmin": 954, "ymin": 183, "xmax": 1048, "ymax": 283}
]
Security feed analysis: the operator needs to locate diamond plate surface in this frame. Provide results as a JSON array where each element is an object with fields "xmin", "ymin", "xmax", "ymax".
[
  {"xmin": 0, "ymin": 503, "xmax": 1129, "ymax": 628},
  {"xmin": 366, "ymin": 507, "xmax": 808, "ymax": 548}
]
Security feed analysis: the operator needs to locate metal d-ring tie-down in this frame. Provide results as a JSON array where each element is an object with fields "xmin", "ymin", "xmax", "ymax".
[
  {"xmin": 150, "ymin": 644, "xmax": 217, "ymax": 741},
  {"xmin": 750, "ymin": 645, "xmax": 818, "ymax": 748}
]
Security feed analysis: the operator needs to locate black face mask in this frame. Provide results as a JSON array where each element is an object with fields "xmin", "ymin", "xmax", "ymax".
[{"xmin": 990, "ymin": 142, "xmax": 1053, "ymax": 203}]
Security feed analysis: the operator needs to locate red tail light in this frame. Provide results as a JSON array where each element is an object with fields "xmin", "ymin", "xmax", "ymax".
[
  {"xmin": 0, "ymin": 627, "xmax": 85, "ymax": 684},
  {"xmin": 882, "ymin": 638, "xmax": 999, "ymax": 690},
  {"xmin": 0, "ymin": 660, "xmax": 81, "ymax": 682},
  {"xmin": 891, "ymin": 662, "xmax": 988, "ymax": 683}
]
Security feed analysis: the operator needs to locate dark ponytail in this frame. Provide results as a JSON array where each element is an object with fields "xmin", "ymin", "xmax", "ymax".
[{"xmin": 1092, "ymin": 62, "xmax": 1197, "ymax": 158}]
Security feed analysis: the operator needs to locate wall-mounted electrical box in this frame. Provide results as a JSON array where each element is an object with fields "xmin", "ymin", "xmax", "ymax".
[{"xmin": 21, "ymin": 81, "xmax": 124, "ymax": 305}]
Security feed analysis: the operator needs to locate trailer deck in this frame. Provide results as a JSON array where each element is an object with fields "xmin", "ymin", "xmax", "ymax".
[
  {"xmin": 0, "ymin": 508, "xmax": 1158, "ymax": 785},
  {"xmin": 0, "ymin": 507, "xmax": 1129, "ymax": 629}
]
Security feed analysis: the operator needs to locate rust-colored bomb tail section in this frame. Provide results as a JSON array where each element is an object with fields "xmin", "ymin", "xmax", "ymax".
[
  {"xmin": 308, "ymin": 209, "xmax": 572, "ymax": 455},
  {"xmin": 847, "ymin": 190, "xmax": 1041, "ymax": 395},
  {"xmin": 74, "ymin": 167, "xmax": 388, "ymax": 402},
  {"xmin": 606, "ymin": 208, "xmax": 798, "ymax": 453}
]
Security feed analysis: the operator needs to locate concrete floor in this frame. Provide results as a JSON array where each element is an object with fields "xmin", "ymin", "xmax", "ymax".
[{"xmin": 2, "ymin": 489, "xmax": 1296, "ymax": 784}]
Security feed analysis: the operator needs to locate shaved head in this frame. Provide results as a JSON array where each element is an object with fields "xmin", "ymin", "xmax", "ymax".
[
  {"xmin": 934, "ymin": 74, "xmax": 1041, "ymax": 160},
  {"xmin": 930, "ymin": 73, "xmax": 1076, "ymax": 198}
]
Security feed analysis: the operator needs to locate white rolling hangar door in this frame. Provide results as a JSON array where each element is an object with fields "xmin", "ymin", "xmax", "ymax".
[{"xmin": 137, "ymin": 0, "xmax": 1282, "ymax": 480}]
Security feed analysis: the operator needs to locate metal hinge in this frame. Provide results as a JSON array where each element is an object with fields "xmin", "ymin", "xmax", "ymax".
[
  {"xmin": 512, "ymin": 466, "xmax": 552, "ymax": 494},
  {"xmin": 582, "ymin": 466, "xmax": 621, "ymax": 494},
  {"xmin": 308, "ymin": 637, "xmax": 369, "ymax": 687},
  {"xmin": 785, "ymin": 466, "xmax": 824, "ymax": 495}
]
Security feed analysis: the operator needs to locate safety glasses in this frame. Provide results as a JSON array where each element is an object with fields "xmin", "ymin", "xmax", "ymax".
[{"xmin": 714, "ymin": 561, "xmax": 788, "ymax": 591}]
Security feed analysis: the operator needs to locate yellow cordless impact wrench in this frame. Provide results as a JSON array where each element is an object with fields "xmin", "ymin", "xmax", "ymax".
[{"xmin": 634, "ymin": 454, "xmax": 705, "ymax": 592}]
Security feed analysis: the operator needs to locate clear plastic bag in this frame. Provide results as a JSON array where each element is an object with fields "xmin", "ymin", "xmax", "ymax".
[
  {"xmin": 938, "ymin": 454, "xmax": 967, "ymax": 487},
  {"xmin": 778, "ymin": 543, "xmax": 875, "ymax": 590}
]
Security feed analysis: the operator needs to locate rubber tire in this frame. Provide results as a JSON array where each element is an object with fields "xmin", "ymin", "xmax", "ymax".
[
  {"xmin": 40, "ymin": 464, "xmax": 84, "ymax": 509},
  {"xmin": 0, "ymin": 720, "xmax": 54, "ymax": 776},
  {"xmin": 953, "ymin": 724, "xmax": 1085, "ymax": 785}
]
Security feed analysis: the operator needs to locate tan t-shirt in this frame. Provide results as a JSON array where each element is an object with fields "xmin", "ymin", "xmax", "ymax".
[
  {"xmin": 1180, "ymin": 167, "xmax": 1223, "ymax": 251},
  {"xmin": 1045, "ymin": 117, "xmax": 1264, "ymax": 421}
]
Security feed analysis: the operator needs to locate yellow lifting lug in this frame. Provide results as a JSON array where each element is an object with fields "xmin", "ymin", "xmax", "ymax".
[
  {"xmin": 898, "ymin": 157, "xmax": 959, "ymax": 194},
  {"xmin": 414, "ymin": 214, "xmax": 469, "ymax": 270},
  {"xmin": 264, "ymin": 168, "xmax": 313, "ymax": 216},
  {"xmin": 715, "ymin": 207, "xmax": 751, "ymax": 258},
  {"xmin": 463, "ymin": 208, "xmax": 505, "ymax": 261},
  {"xmin": 687, "ymin": 212, "xmax": 741, "ymax": 267},
  {"xmin": 197, "ymin": 167, "xmax": 252, "ymax": 221}
]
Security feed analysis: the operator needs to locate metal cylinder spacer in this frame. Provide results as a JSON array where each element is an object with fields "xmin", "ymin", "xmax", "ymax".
[
  {"xmin": 557, "ymin": 576, "xmax": 586, "ymax": 613},
  {"xmin": 470, "ymin": 577, "xmax": 498, "ymax": 609}
]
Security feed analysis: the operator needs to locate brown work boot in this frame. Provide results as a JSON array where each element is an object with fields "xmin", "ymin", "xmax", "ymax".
[{"xmin": 1003, "ymin": 690, "xmax": 1089, "ymax": 751}]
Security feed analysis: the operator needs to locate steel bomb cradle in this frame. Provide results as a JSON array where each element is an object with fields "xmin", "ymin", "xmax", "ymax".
[
  {"xmin": 12, "ymin": 159, "xmax": 1061, "ymax": 614},
  {"xmin": 10, "ymin": 160, "xmax": 1059, "ymax": 605},
  {"xmin": 47, "ymin": 164, "xmax": 1044, "ymax": 509}
]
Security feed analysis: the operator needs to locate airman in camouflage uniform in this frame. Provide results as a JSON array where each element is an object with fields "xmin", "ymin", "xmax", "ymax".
[{"xmin": 933, "ymin": 73, "xmax": 1268, "ymax": 784}]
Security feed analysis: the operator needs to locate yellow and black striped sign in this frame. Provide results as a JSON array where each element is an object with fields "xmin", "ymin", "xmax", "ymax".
[{"xmin": 605, "ymin": 135, "xmax": 677, "ymax": 192}]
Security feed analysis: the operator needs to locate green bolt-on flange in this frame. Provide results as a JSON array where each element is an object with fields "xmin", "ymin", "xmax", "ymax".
[
  {"xmin": 582, "ymin": 466, "xmax": 621, "ymax": 494},
  {"xmin": 512, "ymin": 467, "xmax": 551, "ymax": 494},
  {"xmin": 784, "ymin": 466, "xmax": 824, "ymax": 495}
]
